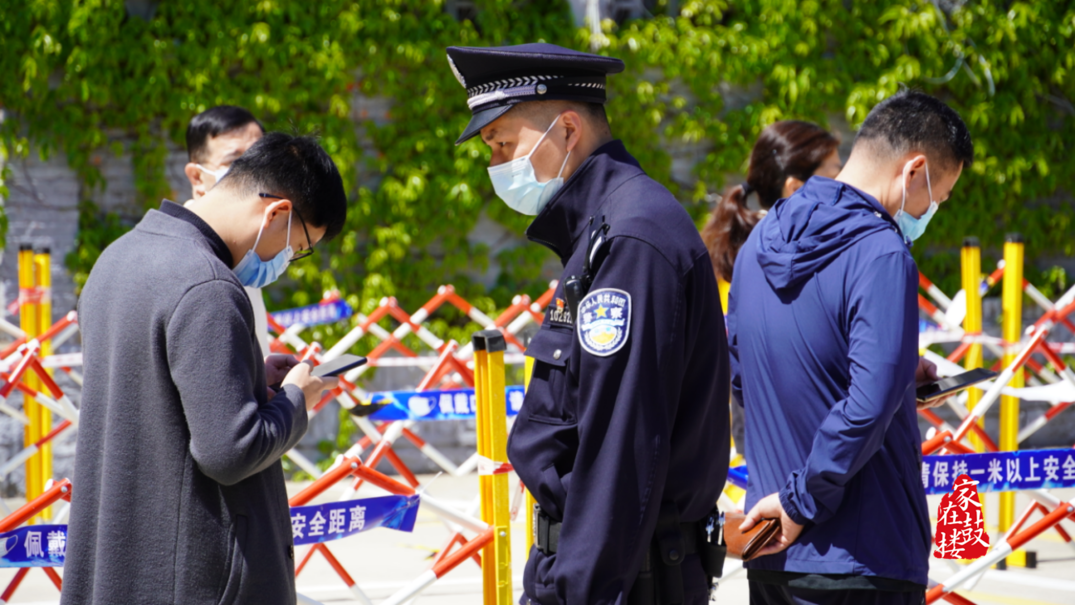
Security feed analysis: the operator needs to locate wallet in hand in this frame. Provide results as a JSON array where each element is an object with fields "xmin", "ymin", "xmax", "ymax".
[{"xmin": 722, "ymin": 511, "xmax": 782, "ymax": 561}]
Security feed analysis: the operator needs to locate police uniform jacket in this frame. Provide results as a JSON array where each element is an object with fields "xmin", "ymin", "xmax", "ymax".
[{"xmin": 509, "ymin": 140, "xmax": 731, "ymax": 605}]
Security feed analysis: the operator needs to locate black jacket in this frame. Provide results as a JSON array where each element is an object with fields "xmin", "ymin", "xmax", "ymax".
[
  {"xmin": 62, "ymin": 201, "xmax": 308, "ymax": 605},
  {"xmin": 510, "ymin": 141, "xmax": 730, "ymax": 604}
]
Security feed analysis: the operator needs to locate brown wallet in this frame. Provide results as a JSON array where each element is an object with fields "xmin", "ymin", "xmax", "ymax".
[{"xmin": 722, "ymin": 512, "xmax": 781, "ymax": 561}]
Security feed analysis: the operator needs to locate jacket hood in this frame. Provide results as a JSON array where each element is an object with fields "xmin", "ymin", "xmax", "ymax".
[{"xmin": 757, "ymin": 177, "xmax": 904, "ymax": 292}]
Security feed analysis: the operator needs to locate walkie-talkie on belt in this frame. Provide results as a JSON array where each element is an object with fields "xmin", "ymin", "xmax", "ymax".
[{"xmin": 563, "ymin": 216, "xmax": 610, "ymax": 318}]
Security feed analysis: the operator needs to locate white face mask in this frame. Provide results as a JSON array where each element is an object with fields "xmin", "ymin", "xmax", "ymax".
[
  {"xmin": 196, "ymin": 163, "xmax": 229, "ymax": 183},
  {"xmin": 487, "ymin": 114, "xmax": 571, "ymax": 216}
]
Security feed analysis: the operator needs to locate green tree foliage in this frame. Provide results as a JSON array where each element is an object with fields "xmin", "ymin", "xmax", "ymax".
[{"xmin": 2, "ymin": 0, "xmax": 1073, "ymax": 352}]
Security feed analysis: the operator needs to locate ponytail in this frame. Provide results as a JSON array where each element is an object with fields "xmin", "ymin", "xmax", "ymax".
[{"xmin": 701, "ymin": 184, "xmax": 762, "ymax": 283}]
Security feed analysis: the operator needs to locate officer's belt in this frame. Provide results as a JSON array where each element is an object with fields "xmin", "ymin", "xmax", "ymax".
[{"xmin": 533, "ymin": 506, "xmax": 698, "ymax": 556}]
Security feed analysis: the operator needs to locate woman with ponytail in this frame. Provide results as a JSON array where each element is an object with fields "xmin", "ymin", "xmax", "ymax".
[
  {"xmin": 701, "ymin": 120, "xmax": 841, "ymax": 458},
  {"xmin": 703, "ymin": 120, "xmax": 842, "ymax": 301}
]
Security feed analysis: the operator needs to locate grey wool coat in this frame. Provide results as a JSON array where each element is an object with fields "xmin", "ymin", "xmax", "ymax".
[{"xmin": 61, "ymin": 201, "xmax": 308, "ymax": 605}]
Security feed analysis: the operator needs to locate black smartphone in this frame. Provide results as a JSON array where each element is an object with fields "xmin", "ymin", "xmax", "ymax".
[
  {"xmin": 916, "ymin": 368, "xmax": 997, "ymax": 403},
  {"xmin": 311, "ymin": 354, "xmax": 368, "ymax": 378}
]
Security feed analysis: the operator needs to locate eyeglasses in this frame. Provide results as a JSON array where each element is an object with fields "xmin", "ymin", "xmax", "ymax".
[{"xmin": 258, "ymin": 193, "xmax": 315, "ymax": 262}]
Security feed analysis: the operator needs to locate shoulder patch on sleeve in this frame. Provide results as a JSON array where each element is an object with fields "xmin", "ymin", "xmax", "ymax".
[{"xmin": 577, "ymin": 288, "xmax": 631, "ymax": 357}]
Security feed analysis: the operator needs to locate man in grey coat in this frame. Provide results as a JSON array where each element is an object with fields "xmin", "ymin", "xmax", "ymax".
[{"xmin": 62, "ymin": 133, "xmax": 347, "ymax": 605}]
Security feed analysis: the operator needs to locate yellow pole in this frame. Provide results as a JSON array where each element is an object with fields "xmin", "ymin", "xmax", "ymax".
[
  {"xmin": 474, "ymin": 330, "xmax": 512, "ymax": 605},
  {"xmin": 474, "ymin": 336, "xmax": 494, "ymax": 603},
  {"xmin": 34, "ymin": 248, "xmax": 53, "ymax": 520},
  {"xmin": 961, "ymin": 238, "xmax": 985, "ymax": 452},
  {"xmin": 1000, "ymin": 234, "xmax": 1025, "ymax": 567},
  {"xmin": 17, "ymin": 244, "xmax": 41, "ymax": 519},
  {"xmin": 960, "ymin": 237, "xmax": 986, "ymax": 563},
  {"xmin": 17, "ymin": 246, "xmax": 43, "ymax": 520},
  {"xmin": 524, "ymin": 357, "xmax": 536, "ymax": 555}
]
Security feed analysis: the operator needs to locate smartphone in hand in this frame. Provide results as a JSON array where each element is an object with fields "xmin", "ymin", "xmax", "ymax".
[
  {"xmin": 916, "ymin": 368, "xmax": 997, "ymax": 403},
  {"xmin": 311, "ymin": 354, "xmax": 368, "ymax": 378}
]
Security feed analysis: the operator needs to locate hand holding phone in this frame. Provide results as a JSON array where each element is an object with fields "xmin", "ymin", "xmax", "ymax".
[{"xmin": 282, "ymin": 362, "xmax": 340, "ymax": 411}]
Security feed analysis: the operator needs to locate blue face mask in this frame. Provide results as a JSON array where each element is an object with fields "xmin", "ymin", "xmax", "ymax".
[
  {"xmin": 487, "ymin": 114, "xmax": 571, "ymax": 216},
  {"xmin": 233, "ymin": 210, "xmax": 293, "ymax": 288},
  {"xmin": 895, "ymin": 161, "xmax": 938, "ymax": 243}
]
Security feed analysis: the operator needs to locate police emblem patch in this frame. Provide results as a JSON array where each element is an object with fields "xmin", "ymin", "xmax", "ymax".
[{"xmin": 577, "ymin": 288, "xmax": 630, "ymax": 356}]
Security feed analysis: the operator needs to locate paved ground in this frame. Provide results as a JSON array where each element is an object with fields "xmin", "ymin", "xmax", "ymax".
[{"xmin": 1, "ymin": 475, "xmax": 1072, "ymax": 604}]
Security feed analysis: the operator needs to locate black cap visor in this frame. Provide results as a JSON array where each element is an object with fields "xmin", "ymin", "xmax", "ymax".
[{"xmin": 456, "ymin": 104, "xmax": 514, "ymax": 145}]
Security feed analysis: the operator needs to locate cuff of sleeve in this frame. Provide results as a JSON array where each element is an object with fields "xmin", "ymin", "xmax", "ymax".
[
  {"xmin": 280, "ymin": 384, "xmax": 309, "ymax": 435},
  {"xmin": 779, "ymin": 483, "xmax": 809, "ymax": 526}
]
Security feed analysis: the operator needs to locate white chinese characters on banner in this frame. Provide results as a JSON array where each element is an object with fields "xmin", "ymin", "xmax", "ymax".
[
  {"xmin": 349, "ymin": 505, "xmax": 366, "ymax": 532},
  {"xmin": 292, "ymin": 514, "xmax": 306, "ymax": 540},
  {"xmin": 922, "ymin": 449, "xmax": 1075, "ymax": 494},
  {"xmin": 308, "ymin": 511, "xmax": 327, "ymax": 537},
  {"xmin": 286, "ymin": 495, "xmax": 418, "ymax": 547},
  {"xmin": 46, "ymin": 531, "xmax": 65, "ymax": 556},
  {"xmin": 328, "ymin": 509, "xmax": 346, "ymax": 534},
  {"xmin": 24, "ymin": 532, "xmax": 43, "ymax": 558}
]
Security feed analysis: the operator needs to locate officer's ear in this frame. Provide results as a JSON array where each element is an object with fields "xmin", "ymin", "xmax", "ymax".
[{"xmin": 560, "ymin": 110, "xmax": 584, "ymax": 153}]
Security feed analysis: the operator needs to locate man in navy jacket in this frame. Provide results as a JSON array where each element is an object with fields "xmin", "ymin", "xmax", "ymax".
[{"xmin": 730, "ymin": 92, "xmax": 973, "ymax": 604}]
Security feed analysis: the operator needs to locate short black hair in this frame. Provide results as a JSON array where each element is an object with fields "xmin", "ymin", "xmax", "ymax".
[
  {"xmin": 512, "ymin": 100, "xmax": 611, "ymax": 137},
  {"xmin": 186, "ymin": 105, "xmax": 263, "ymax": 162},
  {"xmin": 222, "ymin": 132, "xmax": 348, "ymax": 242},
  {"xmin": 854, "ymin": 91, "xmax": 973, "ymax": 170}
]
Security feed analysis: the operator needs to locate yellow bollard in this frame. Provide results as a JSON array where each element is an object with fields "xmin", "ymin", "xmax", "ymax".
[
  {"xmin": 17, "ymin": 245, "xmax": 42, "ymax": 521},
  {"xmin": 34, "ymin": 248, "xmax": 53, "ymax": 520},
  {"xmin": 960, "ymin": 238, "xmax": 986, "ymax": 563},
  {"xmin": 524, "ymin": 356, "xmax": 536, "ymax": 555},
  {"xmin": 961, "ymin": 238, "xmax": 986, "ymax": 453},
  {"xmin": 474, "ymin": 330, "xmax": 512, "ymax": 605},
  {"xmin": 474, "ymin": 339, "xmax": 493, "ymax": 601},
  {"xmin": 1000, "ymin": 234, "xmax": 1026, "ymax": 567}
]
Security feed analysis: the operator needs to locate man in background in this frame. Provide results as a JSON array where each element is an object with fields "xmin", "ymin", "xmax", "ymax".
[
  {"xmin": 730, "ymin": 91, "xmax": 973, "ymax": 604},
  {"xmin": 183, "ymin": 105, "xmax": 271, "ymax": 357}
]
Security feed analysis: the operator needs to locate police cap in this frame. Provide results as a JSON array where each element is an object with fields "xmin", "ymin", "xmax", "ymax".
[{"xmin": 446, "ymin": 43, "xmax": 625, "ymax": 145}]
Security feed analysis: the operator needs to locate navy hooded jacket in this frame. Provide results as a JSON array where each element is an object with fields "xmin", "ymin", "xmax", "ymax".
[{"xmin": 728, "ymin": 176, "xmax": 931, "ymax": 586}]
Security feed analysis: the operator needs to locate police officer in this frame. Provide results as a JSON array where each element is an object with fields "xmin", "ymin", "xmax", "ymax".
[{"xmin": 447, "ymin": 44, "xmax": 731, "ymax": 605}]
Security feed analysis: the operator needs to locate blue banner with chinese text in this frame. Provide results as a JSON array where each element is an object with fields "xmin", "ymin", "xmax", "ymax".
[
  {"xmin": 289, "ymin": 495, "xmax": 419, "ymax": 546},
  {"xmin": 271, "ymin": 299, "xmax": 353, "ymax": 329},
  {"xmin": 0, "ymin": 524, "xmax": 67, "ymax": 568},
  {"xmin": 368, "ymin": 387, "xmax": 525, "ymax": 421},
  {"xmin": 922, "ymin": 448, "xmax": 1075, "ymax": 494},
  {"xmin": 724, "ymin": 449, "xmax": 1075, "ymax": 496}
]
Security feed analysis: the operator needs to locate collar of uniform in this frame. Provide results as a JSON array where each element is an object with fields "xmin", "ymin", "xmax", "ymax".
[
  {"xmin": 154, "ymin": 200, "xmax": 235, "ymax": 267},
  {"xmin": 525, "ymin": 139, "xmax": 641, "ymax": 262}
]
